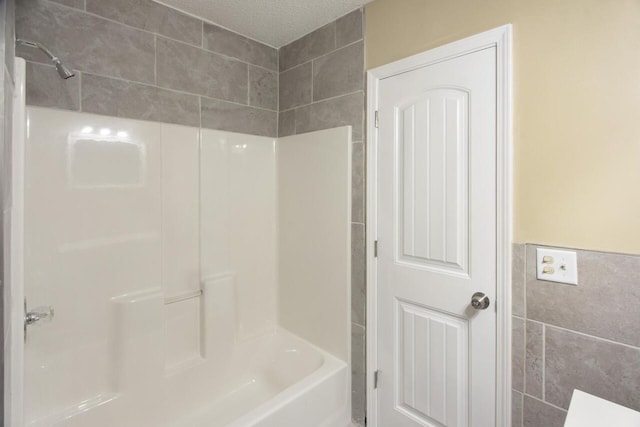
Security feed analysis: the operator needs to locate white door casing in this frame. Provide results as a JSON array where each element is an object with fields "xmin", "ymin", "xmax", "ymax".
[{"xmin": 366, "ymin": 26, "xmax": 512, "ymax": 427}]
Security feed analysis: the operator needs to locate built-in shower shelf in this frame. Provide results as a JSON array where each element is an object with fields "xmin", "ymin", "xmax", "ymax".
[{"xmin": 164, "ymin": 355, "xmax": 206, "ymax": 377}]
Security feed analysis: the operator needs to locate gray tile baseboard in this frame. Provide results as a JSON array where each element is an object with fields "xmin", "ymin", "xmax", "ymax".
[{"xmin": 512, "ymin": 243, "xmax": 640, "ymax": 426}]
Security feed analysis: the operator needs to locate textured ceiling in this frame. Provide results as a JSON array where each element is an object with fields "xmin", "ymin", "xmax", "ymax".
[{"xmin": 154, "ymin": 0, "xmax": 374, "ymax": 48}]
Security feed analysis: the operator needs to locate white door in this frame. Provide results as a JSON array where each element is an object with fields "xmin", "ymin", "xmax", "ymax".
[{"xmin": 376, "ymin": 46, "xmax": 497, "ymax": 426}]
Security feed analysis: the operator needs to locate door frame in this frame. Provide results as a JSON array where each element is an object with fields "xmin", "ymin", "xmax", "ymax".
[{"xmin": 365, "ymin": 25, "xmax": 513, "ymax": 427}]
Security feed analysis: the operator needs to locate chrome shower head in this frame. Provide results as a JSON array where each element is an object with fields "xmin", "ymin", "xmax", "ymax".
[
  {"xmin": 52, "ymin": 58, "xmax": 75, "ymax": 80},
  {"xmin": 17, "ymin": 38, "xmax": 75, "ymax": 79}
]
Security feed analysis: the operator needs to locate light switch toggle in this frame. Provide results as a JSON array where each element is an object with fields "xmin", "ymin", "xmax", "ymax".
[{"xmin": 536, "ymin": 247, "xmax": 578, "ymax": 285}]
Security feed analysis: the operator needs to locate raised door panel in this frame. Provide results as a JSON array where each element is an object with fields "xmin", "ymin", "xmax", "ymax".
[
  {"xmin": 396, "ymin": 300, "xmax": 468, "ymax": 427},
  {"xmin": 396, "ymin": 88, "xmax": 469, "ymax": 276}
]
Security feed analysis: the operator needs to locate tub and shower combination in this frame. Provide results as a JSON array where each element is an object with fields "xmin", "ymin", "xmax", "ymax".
[{"xmin": 9, "ymin": 60, "xmax": 352, "ymax": 426}]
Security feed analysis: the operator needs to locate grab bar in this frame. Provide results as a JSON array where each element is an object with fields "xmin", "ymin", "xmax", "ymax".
[{"xmin": 164, "ymin": 290, "xmax": 203, "ymax": 305}]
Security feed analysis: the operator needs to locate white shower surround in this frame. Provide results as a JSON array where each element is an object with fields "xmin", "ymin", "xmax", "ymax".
[{"xmin": 14, "ymin": 102, "xmax": 351, "ymax": 426}]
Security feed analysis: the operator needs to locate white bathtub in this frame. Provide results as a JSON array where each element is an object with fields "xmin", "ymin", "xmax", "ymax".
[
  {"xmin": 27, "ymin": 327, "xmax": 349, "ymax": 427},
  {"xmin": 174, "ymin": 328, "xmax": 350, "ymax": 427}
]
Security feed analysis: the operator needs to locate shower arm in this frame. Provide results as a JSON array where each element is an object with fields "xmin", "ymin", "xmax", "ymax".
[
  {"xmin": 16, "ymin": 38, "xmax": 75, "ymax": 79},
  {"xmin": 16, "ymin": 38, "xmax": 60, "ymax": 62}
]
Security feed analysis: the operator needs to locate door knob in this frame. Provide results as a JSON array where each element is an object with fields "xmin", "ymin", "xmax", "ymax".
[{"xmin": 471, "ymin": 292, "xmax": 490, "ymax": 310}]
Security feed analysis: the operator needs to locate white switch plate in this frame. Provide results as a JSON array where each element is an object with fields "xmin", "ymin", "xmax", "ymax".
[{"xmin": 536, "ymin": 247, "xmax": 578, "ymax": 285}]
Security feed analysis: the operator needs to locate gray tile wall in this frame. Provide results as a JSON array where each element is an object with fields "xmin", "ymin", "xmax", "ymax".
[
  {"xmin": 278, "ymin": 9, "xmax": 366, "ymax": 426},
  {"xmin": 512, "ymin": 243, "xmax": 640, "ymax": 426},
  {"xmin": 278, "ymin": 9, "xmax": 364, "ymax": 140},
  {"xmin": 16, "ymin": 0, "xmax": 279, "ymax": 137}
]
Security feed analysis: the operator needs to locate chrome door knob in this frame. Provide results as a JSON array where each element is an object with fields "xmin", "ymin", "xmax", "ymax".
[{"xmin": 471, "ymin": 292, "xmax": 490, "ymax": 310}]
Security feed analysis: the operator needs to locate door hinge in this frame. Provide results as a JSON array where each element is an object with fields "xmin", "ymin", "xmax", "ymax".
[
  {"xmin": 374, "ymin": 240, "xmax": 378, "ymax": 257},
  {"xmin": 374, "ymin": 370, "xmax": 380, "ymax": 389},
  {"xmin": 374, "ymin": 110, "xmax": 379, "ymax": 128}
]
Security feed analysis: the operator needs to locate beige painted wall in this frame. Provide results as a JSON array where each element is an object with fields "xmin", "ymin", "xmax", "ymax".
[{"xmin": 365, "ymin": 0, "xmax": 640, "ymax": 255}]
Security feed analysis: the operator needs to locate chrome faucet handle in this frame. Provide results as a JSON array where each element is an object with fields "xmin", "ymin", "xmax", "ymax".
[{"xmin": 25, "ymin": 305, "xmax": 55, "ymax": 326}]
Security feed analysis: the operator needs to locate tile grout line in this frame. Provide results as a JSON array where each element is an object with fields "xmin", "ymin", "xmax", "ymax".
[
  {"xmin": 154, "ymin": 35, "xmax": 158, "ymax": 86},
  {"xmin": 279, "ymin": 37, "xmax": 364, "ymax": 73},
  {"xmin": 78, "ymin": 71, "xmax": 82, "ymax": 112},
  {"xmin": 542, "ymin": 322, "xmax": 640, "ymax": 351},
  {"xmin": 154, "ymin": 33, "xmax": 277, "ymax": 73},
  {"xmin": 523, "ymin": 244, "xmax": 527, "ymax": 320},
  {"xmin": 276, "ymin": 50, "xmax": 280, "ymax": 136},
  {"xmin": 311, "ymin": 58, "xmax": 314, "ymax": 104},
  {"xmin": 247, "ymin": 64, "xmax": 250, "ymax": 106},
  {"xmin": 352, "ymin": 321, "xmax": 365, "ymax": 329},
  {"xmin": 276, "ymin": 48, "xmax": 281, "ymax": 134},
  {"xmin": 293, "ymin": 106, "xmax": 297, "ymax": 135},
  {"xmin": 277, "ymin": 51, "xmax": 280, "ymax": 104},
  {"xmin": 280, "ymin": 89, "xmax": 365, "ymax": 114},
  {"xmin": 522, "ymin": 317, "xmax": 527, "ymax": 396},
  {"xmin": 163, "ymin": 0, "xmax": 279, "ymax": 49},
  {"xmin": 65, "ymin": 66, "xmax": 279, "ymax": 113},
  {"xmin": 519, "ymin": 390, "xmax": 524, "ymax": 427},
  {"xmin": 522, "ymin": 244, "xmax": 528, "ymax": 408},
  {"xmin": 200, "ymin": 20, "xmax": 204, "ymax": 48},
  {"xmin": 542, "ymin": 323, "xmax": 546, "ymax": 401},
  {"xmin": 523, "ymin": 392, "xmax": 568, "ymax": 413}
]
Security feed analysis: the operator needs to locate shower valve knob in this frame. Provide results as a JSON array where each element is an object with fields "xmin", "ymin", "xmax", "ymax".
[{"xmin": 25, "ymin": 305, "xmax": 55, "ymax": 326}]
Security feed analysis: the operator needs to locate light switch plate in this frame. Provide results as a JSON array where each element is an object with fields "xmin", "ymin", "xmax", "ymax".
[{"xmin": 536, "ymin": 247, "xmax": 578, "ymax": 285}]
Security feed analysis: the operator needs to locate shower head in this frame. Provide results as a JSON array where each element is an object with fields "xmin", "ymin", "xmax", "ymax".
[
  {"xmin": 52, "ymin": 58, "xmax": 75, "ymax": 80},
  {"xmin": 16, "ymin": 38, "xmax": 75, "ymax": 79}
]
